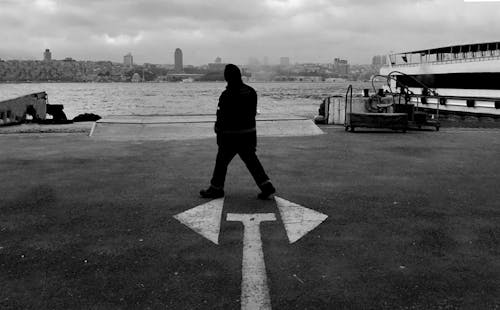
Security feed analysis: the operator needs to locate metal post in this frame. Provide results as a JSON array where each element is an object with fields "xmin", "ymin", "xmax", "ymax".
[{"xmin": 326, "ymin": 97, "xmax": 330, "ymax": 124}]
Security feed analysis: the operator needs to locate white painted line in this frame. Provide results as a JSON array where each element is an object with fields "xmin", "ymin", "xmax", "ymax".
[
  {"xmin": 227, "ymin": 213, "xmax": 276, "ymax": 310},
  {"xmin": 173, "ymin": 198, "xmax": 224, "ymax": 244},
  {"xmin": 89, "ymin": 122, "xmax": 96, "ymax": 136},
  {"xmin": 275, "ymin": 196, "xmax": 328, "ymax": 244}
]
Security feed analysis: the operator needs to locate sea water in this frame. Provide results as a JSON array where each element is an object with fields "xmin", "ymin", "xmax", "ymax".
[{"xmin": 0, "ymin": 81, "xmax": 379, "ymax": 119}]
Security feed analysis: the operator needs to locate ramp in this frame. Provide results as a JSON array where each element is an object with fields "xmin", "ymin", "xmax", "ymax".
[{"xmin": 89, "ymin": 114, "xmax": 324, "ymax": 141}]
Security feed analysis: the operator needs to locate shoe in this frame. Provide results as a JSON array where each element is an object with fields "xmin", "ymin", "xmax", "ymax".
[
  {"xmin": 200, "ymin": 186, "xmax": 224, "ymax": 199},
  {"xmin": 257, "ymin": 182, "xmax": 276, "ymax": 200}
]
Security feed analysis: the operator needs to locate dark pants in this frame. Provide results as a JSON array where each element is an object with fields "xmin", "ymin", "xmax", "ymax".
[{"xmin": 210, "ymin": 135, "xmax": 269, "ymax": 189}]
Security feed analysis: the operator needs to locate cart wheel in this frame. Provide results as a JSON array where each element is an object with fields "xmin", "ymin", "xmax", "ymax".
[
  {"xmin": 350, "ymin": 127, "xmax": 355, "ymax": 132},
  {"xmin": 435, "ymin": 126, "xmax": 440, "ymax": 131}
]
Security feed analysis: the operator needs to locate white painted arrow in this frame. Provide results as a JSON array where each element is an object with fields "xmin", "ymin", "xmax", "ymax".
[
  {"xmin": 173, "ymin": 196, "xmax": 328, "ymax": 310},
  {"xmin": 275, "ymin": 196, "xmax": 328, "ymax": 244},
  {"xmin": 173, "ymin": 198, "xmax": 224, "ymax": 244},
  {"xmin": 227, "ymin": 213, "xmax": 276, "ymax": 310}
]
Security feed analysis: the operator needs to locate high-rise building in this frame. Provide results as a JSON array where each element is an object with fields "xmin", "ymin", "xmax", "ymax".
[
  {"xmin": 372, "ymin": 55, "xmax": 387, "ymax": 66},
  {"xmin": 208, "ymin": 57, "xmax": 226, "ymax": 72},
  {"xmin": 43, "ymin": 49, "xmax": 52, "ymax": 61},
  {"xmin": 124, "ymin": 53, "xmax": 133, "ymax": 67},
  {"xmin": 174, "ymin": 48, "xmax": 183, "ymax": 72},
  {"xmin": 333, "ymin": 58, "xmax": 350, "ymax": 75},
  {"xmin": 280, "ymin": 57, "xmax": 290, "ymax": 67}
]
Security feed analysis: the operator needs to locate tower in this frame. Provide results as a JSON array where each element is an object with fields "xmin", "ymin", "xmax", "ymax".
[
  {"xmin": 44, "ymin": 49, "xmax": 52, "ymax": 61},
  {"xmin": 124, "ymin": 53, "xmax": 133, "ymax": 67},
  {"xmin": 174, "ymin": 48, "xmax": 183, "ymax": 73}
]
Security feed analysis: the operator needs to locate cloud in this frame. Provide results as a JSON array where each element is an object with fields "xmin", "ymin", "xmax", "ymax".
[
  {"xmin": 35, "ymin": 0, "xmax": 58, "ymax": 12},
  {"xmin": 101, "ymin": 33, "xmax": 145, "ymax": 46},
  {"xmin": 0, "ymin": 0, "xmax": 499, "ymax": 64}
]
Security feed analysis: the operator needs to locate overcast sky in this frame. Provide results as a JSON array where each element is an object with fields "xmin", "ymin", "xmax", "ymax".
[{"xmin": 1, "ymin": 0, "xmax": 499, "ymax": 65}]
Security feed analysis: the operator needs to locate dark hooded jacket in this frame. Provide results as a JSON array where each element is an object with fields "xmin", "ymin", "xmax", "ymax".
[{"xmin": 215, "ymin": 64, "xmax": 257, "ymax": 146}]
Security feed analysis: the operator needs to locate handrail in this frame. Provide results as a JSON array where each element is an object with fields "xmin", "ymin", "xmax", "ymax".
[
  {"xmin": 375, "ymin": 71, "xmax": 441, "ymax": 118},
  {"xmin": 386, "ymin": 54, "xmax": 500, "ymax": 68},
  {"xmin": 400, "ymin": 93, "xmax": 500, "ymax": 102},
  {"xmin": 345, "ymin": 85, "xmax": 353, "ymax": 125},
  {"xmin": 386, "ymin": 70, "xmax": 439, "ymax": 97}
]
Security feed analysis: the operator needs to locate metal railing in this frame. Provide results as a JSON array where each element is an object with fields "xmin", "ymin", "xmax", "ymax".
[{"xmin": 383, "ymin": 54, "xmax": 500, "ymax": 68}]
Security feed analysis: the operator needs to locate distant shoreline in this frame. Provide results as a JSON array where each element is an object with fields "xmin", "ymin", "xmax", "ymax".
[{"xmin": 0, "ymin": 80, "xmax": 358, "ymax": 84}]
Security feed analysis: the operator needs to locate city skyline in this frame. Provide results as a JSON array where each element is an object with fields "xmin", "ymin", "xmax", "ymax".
[
  {"xmin": 1, "ymin": 1, "xmax": 499, "ymax": 65},
  {"xmin": 9, "ymin": 48, "xmax": 348, "ymax": 67}
]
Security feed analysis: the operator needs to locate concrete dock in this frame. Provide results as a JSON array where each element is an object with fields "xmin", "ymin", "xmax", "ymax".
[
  {"xmin": 90, "ymin": 114, "xmax": 324, "ymax": 140},
  {"xmin": 1, "ymin": 123, "xmax": 499, "ymax": 309}
]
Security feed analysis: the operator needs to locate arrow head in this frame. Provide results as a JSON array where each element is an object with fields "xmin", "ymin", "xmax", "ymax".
[
  {"xmin": 173, "ymin": 198, "xmax": 224, "ymax": 245},
  {"xmin": 275, "ymin": 196, "xmax": 328, "ymax": 244}
]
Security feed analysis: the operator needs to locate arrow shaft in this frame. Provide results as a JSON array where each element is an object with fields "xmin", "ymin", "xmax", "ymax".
[{"xmin": 227, "ymin": 213, "xmax": 276, "ymax": 310}]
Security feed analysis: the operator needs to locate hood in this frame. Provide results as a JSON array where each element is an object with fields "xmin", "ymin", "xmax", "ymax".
[{"xmin": 224, "ymin": 64, "xmax": 243, "ymax": 87}]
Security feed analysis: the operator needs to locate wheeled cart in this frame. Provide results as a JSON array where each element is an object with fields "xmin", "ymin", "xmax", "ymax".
[{"xmin": 344, "ymin": 112, "xmax": 408, "ymax": 132}]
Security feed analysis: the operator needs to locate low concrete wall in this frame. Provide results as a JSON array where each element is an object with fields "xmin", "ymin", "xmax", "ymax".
[{"xmin": 0, "ymin": 92, "xmax": 47, "ymax": 126}]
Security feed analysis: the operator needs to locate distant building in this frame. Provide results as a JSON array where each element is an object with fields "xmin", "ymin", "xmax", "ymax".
[
  {"xmin": 124, "ymin": 53, "xmax": 133, "ymax": 67},
  {"xmin": 208, "ymin": 57, "xmax": 226, "ymax": 72},
  {"xmin": 333, "ymin": 58, "xmax": 349, "ymax": 76},
  {"xmin": 280, "ymin": 57, "xmax": 290, "ymax": 67},
  {"xmin": 174, "ymin": 48, "xmax": 183, "ymax": 73},
  {"xmin": 131, "ymin": 72, "xmax": 141, "ymax": 82},
  {"xmin": 248, "ymin": 57, "xmax": 260, "ymax": 68},
  {"xmin": 208, "ymin": 63, "xmax": 226, "ymax": 72},
  {"xmin": 372, "ymin": 55, "xmax": 387, "ymax": 66},
  {"xmin": 43, "ymin": 49, "xmax": 52, "ymax": 61}
]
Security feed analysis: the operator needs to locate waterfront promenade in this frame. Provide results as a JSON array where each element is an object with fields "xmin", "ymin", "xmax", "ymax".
[{"xmin": 1, "ymin": 125, "xmax": 499, "ymax": 309}]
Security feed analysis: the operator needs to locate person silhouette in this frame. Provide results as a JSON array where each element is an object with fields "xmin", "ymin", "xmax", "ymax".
[{"xmin": 200, "ymin": 64, "xmax": 276, "ymax": 199}]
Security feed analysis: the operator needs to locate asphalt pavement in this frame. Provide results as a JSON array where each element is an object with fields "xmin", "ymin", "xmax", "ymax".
[{"xmin": 1, "ymin": 126, "xmax": 499, "ymax": 309}]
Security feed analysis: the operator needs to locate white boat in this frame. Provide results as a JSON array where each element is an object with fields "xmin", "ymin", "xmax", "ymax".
[{"xmin": 380, "ymin": 41, "xmax": 500, "ymax": 116}]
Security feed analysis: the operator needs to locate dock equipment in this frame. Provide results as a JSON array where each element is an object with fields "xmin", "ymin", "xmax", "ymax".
[
  {"xmin": 344, "ymin": 85, "xmax": 408, "ymax": 132},
  {"xmin": 371, "ymin": 71, "xmax": 441, "ymax": 131},
  {"xmin": 393, "ymin": 103, "xmax": 440, "ymax": 131}
]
